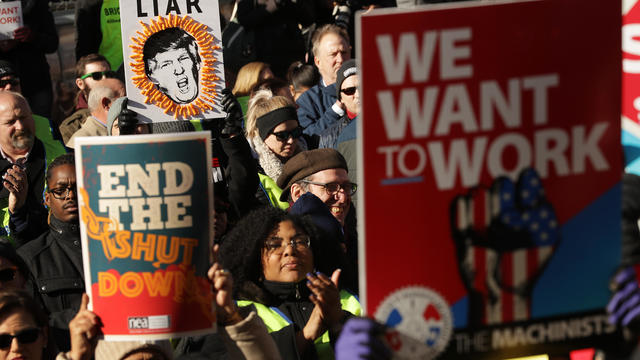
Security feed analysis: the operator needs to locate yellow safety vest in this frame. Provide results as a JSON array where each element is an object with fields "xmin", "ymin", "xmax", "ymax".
[
  {"xmin": 258, "ymin": 173, "xmax": 289, "ymax": 210},
  {"xmin": 99, "ymin": 0, "xmax": 123, "ymax": 70},
  {"xmin": 237, "ymin": 290, "xmax": 361, "ymax": 360},
  {"xmin": 1, "ymin": 116, "xmax": 66, "ymax": 237}
]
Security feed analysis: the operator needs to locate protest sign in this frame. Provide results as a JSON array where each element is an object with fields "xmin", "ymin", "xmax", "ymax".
[
  {"xmin": 357, "ymin": 0, "xmax": 622, "ymax": 358},
  {"xmin": 623, "ymin": 0, "xmax": 640, "ymax": 174},
  {"xmin": 0, "ymin": 1, "xmax": 21, "ymax": 41},
  {"xmin": 120, "ymin": 0, "xmax": 225, "ymax": 122},
  {"xmin": 75, "ymin": 132, "xmax": 214, "ymax": 340}
]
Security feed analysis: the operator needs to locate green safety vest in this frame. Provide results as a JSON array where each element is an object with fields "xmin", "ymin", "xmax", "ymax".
[
  {"xmin": 258, "ymin": 173, "xmax": 289, "ymax": 210},
  {"xmin": 0, "ymin": 115, "xmax": 67, "ymax": 237},
  {"xmin": 237, "ymin": 95, "xmax": 249, "ymax": 127},
  {"xmin": 237, "ymin": 290, "xmax": 361, "ymax": 360},
  {"xmin": 190, "ymin": 119, "xmax": 203, "ymax": 132},
  {"xmin": 99, "ymin": 0, "xmax": 123, "ymax": 70}
]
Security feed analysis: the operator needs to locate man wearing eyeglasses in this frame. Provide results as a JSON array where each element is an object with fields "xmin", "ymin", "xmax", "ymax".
[
  {"xmin": 277, "ymin": 148, "xmax": 355, "ymax": 226},
  {"xmin": 59, "ymin": 54, "xmax": 117, "ymax": 144},
  {"xmin": 18, "ymin": 153, "xmax": 83, "ymax": 353},
  {"xmin": 277, "ymin": 148, "xmax": 359, "ymax": 268}
]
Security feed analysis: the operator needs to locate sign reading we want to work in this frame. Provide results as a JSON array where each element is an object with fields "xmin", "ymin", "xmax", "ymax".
[
  {"xmin": 76, "ymin": 132, "xmax": 214, "ymax": 340},
  {"xmin": 358, "ymin": 0, "xmax": 621, "ymax": 358}
]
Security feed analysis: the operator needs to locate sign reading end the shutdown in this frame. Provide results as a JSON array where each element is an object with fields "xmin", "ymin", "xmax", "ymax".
[{"xmin": 76, "ymin": 132, "xmax": 214, "ymax": 340}]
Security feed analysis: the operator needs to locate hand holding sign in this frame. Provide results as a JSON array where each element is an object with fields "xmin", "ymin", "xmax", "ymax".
[
  {"xmin": 68, "ymin": 294, "xmax": 102, "ymax": 360},
  {"xmin": 450, "ymin": 168, "xmax": 560, "ymax": 325},
  {"xmin": 13, "ymin": 25, "xmax": 32, "ymax": 42},
  {"xmin": 209, "ymin": 244, "xmax": 242, "ymax": 325}
]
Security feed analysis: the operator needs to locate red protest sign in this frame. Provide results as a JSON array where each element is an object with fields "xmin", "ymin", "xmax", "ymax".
[
  {"xmin": 357, "ymin": 0, "xmax": 621, "ymax": 358},
  {"xmin": 624, "ymin": 0, "xmax": 640, "ymax": 127}
]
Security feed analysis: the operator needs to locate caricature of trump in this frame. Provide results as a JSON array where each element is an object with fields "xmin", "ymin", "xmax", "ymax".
[{"xmin": 143, "ymin": 27, "xmax": 202, "ymax": 104}]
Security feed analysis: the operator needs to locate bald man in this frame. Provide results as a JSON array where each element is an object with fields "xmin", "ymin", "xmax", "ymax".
[
  {"xmin": 0, "ymin": 92, "xmax": 65, "ymax": 243},
  {"xmin": 66, "ymin": 78, "xmax": 125, "ymax": 148}
]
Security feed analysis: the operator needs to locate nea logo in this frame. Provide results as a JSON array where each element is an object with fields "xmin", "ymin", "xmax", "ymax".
[{"xmin": 128, "ymin": 317, "xmax": 149, "ymax": 329}]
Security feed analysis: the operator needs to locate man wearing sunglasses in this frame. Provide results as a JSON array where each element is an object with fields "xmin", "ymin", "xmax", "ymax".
[
  {"xmin": 60, "ymin": 54, "xmax": 116, "ymax": 144},
  {"xmin": 335, "ymin": 60, "xmax": 360, "ymax": 184},
  {"xmin": 0, "ymin": 61, "xmax": 20, "ymax": 93}
]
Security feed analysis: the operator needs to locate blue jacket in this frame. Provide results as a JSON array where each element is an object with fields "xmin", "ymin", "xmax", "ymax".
[
  {"xmin": 296, "ymin": 82, "xmax": 342, "ymax": 137},
  {"xmin": 337, "ymin": 117, "xmax": 357, "ymax": 184}
]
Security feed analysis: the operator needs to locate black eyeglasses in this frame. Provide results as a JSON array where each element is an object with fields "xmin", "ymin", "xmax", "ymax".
[
  {"xmin": 300, "ymin": 180, "xmax": 357, "ymax": 196},
  {"xmin": 0, "ymin": 78, "xmax": 19, "ymax": 88},
  {"xmin": 272, "ymin": 127, "xmax": 303, "ymax": 142},
  {"xmin": 80, "ymin": 70, "xmax": 118, "ymax": 81},
  {"xmin": 0, "ymin": 328, "xmax": 40, "ymax": 348},
  {"xmin": 340, "ymin": 86, "xmax": 357, "ymax": 96},
  {"xmin": 48, "ymin": 185, "xmax": 76, "ymax": 200},
  {"xmin": 0, "ymin": 267, "xmax": 16, "ymax": 283},
  {"xmin": 264, "ymin": 235, "xmax": 311, "ymax": 255}
]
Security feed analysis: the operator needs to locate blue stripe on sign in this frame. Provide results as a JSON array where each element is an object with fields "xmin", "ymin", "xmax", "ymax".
[{"xmin": 381, "ymin": 177, "xmax": 424, "ymax": 185}]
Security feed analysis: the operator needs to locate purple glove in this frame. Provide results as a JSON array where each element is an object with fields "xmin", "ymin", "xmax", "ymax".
[
  {"xmin": 335, "ymin": 317, "xmax": 391, "ymax": 360},
  {"xmin": 607, "ymin": 266, "xmax": 640, "ymax": 329}
]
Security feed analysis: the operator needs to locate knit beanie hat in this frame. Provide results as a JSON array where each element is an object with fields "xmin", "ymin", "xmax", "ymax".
[{"xmin": 335, "ymin": 59, "xmax": 357, "ymax": 100}]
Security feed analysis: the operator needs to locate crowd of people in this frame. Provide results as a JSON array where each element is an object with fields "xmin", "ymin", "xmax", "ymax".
[
  {"xmin": 0, "ymin": 0, "xmax": 400, "ymax": 358},
  {"xmin": 0, "ymin": 0, "xmax": 632, "ymax": 359}
]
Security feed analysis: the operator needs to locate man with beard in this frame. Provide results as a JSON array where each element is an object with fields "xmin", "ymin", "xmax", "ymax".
[
  {"xmin": 18, "ymin": 153, "xmax": 82, "ymax": 353},
  {"xmin": 143, "ymin": 27, "xmax": 201, "ymax": 105},
  {"xmin": 0, "ymin": 92, "xmax": 65, "ymax": 242}
]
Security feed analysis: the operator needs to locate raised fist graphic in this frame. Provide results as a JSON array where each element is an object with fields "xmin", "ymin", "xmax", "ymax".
[{"xmin": 450, "ymin": 168, "xmax": 560, "ymax": 326}]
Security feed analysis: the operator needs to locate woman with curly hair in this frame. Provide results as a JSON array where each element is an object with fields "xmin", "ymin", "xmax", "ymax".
[{"xmin": 219, "ymin": 207, "xmax": 360, "ymax": 360}]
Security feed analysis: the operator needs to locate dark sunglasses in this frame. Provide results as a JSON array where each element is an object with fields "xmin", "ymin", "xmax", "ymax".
[
  {"xmin": 0, "ymin": 267, "xmax": 16, "ymax": 283},
  {"xmin": 80, "ymin": 70, "xmax": 118, "ymax": 81},
  {"xmin": 340, "ymin": 86, "xmax": 357, "ymax": 96},
  {"xmin": 272, "ymin": 127, "xmax": 303, "ymax": 142},
  {"xmin": 0, "ymin": 328, "xmax": 40, "ymax": 348},
  {"xmin": 0, "ymin": 78, "xmax": 19, "ymax": 88}
]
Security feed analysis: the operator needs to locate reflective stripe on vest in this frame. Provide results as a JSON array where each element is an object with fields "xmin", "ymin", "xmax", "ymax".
[
  {"xmin": 189, "ymin": 119, "xmax": 203, "ymax": 132},
  {"xmin": 237, "ymin": 290, "xmax": 361, "ymax": 360},
  {"xmin": 258, "ymin": 173, "xmax": 289, "ymax": 210},
  {"xmin": 99, "ymin": 0, "xmax": 123, "ymax": 70}
]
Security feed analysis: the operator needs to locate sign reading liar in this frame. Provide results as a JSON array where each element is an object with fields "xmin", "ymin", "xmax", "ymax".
[
  {"xmin": 76, "ymin": 132, "xmax": 214, "ymax": 340},
  {"xmin": 0, "ymin": 1, "xmax": 22, "ymax": 41},
  {"xmin": 120, "ymin": 0, "xmax": 225, "ymax": 122},
  {"xmin": 358, "ymin": 0, "xmax": 621, "ymax": 358}
]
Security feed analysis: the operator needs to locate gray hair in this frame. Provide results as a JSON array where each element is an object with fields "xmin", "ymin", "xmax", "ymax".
[{"xmin": 88, "ymin": 85, "xmax": 118, "ymax": 113}]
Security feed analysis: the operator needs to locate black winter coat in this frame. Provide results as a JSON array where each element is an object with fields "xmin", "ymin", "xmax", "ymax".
[{"xmin": 17, "ymin": 216, "xmax": 84, "ymax": 353}]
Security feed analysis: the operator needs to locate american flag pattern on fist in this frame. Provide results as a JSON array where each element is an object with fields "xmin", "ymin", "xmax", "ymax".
[{"xmin": 450, "ymin": 168, "xmax": 559, "ymax": 325}]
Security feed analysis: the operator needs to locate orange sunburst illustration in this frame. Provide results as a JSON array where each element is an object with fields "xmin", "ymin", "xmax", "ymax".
[{"xmin": 129, "ymin": 14, "xmax": 220, "ymax": 119}]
